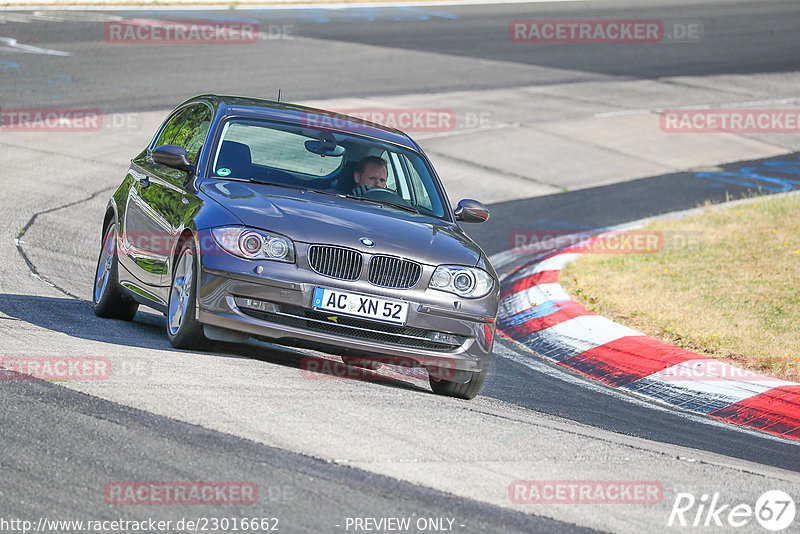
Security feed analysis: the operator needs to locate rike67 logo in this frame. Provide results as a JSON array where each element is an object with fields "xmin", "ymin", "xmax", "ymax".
[{"xmin": 668, "ymin": 490, "xmax": 795, "ymax": 531}]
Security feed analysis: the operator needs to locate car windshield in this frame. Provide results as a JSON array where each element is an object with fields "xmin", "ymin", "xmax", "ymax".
[{"xmin": 209, "ymin": 119, "xmax": 448, "ymax": 218}]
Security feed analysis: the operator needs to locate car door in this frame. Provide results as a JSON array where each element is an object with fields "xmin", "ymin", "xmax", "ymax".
[{"xmin": 121, "ymin": 104, "xmax": 211, "ymax": 293}]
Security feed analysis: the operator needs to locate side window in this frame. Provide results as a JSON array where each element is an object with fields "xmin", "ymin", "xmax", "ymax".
[
  {"xmin": 152, "ymin": 105, "xmax": 212, "ymax": 165},
  {"xmin": 152, "ymin": 107, "xmax": 192, "ymax": 150},
  {"xmin": 402, "ymin": 154, "xmax": 434, "ymax": 212},
  {"xmin": 171, "ymin": 105, "xmax": 212, "ymax": 164},
  {"xmin": 388, "ymin": 152, "xmax": 411, "ymax": 201}
]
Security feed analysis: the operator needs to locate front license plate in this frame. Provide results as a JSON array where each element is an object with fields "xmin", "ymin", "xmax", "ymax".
[{"xmin": 312, "ymin": 287, "xmax": 409, "ymax": 325}]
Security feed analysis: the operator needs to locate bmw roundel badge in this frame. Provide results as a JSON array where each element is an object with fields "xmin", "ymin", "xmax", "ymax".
[{"xmin": 360, "ymin": 237, "xmax": 375, "ymax": 247}]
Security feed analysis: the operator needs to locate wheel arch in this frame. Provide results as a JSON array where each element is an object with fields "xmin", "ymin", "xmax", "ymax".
[
  {"xmin": 170, "ymin": 228, "xmax": 197, "ymax": 282},
  {"xmin": 102, "ymin": 202, "xmax": 117, "ymax": 236}
]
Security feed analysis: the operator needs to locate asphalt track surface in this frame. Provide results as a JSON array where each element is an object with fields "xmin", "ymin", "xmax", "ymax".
[
  {"xmin": 2, "ymin": 1, "xmax": 800, "ymax": 532},
  {"xmin": 3, "ymin": 376, "xmax": 584, "ymax": 533},
  {"xmin": 2, "ymin": 0, "xmax": 799, "ymax": 111}
]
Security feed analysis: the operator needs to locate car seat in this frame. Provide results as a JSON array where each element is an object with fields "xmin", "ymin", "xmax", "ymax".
[
  {"xmin": 214, "ymin": 141, "xmax": 252, "ymax": 179},
  {"xmin": 333, "ymin": 161, "xmax": 358, "ymax": 193}
]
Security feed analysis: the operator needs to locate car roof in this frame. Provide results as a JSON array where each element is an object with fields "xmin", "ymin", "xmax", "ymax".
[{"xmin": 187, "ymin": 94, "xmax": 421, "ymax": 151}]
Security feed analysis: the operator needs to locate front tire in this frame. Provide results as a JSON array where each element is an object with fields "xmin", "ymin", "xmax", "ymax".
[
  {"xmin": 93, "ymin": 221, "xmax": 138, "ymax": 321},
  {"xmin": 166, "ymin": 237, "xmax": 209, "ymax": 350},
  {"xmin": 429, "ymin": 367, "xmax": 488, "ymax": 400}
]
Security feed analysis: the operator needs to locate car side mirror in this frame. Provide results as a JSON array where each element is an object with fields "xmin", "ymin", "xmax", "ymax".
[
  {"xmin": 454, "ymin": 199, "xmax": 490, "ymax": 223},
  {"xmin": 152, "ymin": 144, "xmax": 195, "ymax": 174}
]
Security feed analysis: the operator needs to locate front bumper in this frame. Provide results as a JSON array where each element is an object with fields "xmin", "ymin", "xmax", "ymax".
[{"xmin": 195, "ymin": 230, "xmax": 497, "ymax": 373}]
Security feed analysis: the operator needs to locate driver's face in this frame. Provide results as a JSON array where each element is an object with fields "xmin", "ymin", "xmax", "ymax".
[{"xmin": 354, "ymin": 163, "xmax": 387, "ymax": 189}]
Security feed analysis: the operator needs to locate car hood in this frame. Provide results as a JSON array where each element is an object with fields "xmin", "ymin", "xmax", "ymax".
[{"xmin": 200, "ymin": 180, "xmax": 483, "ymax": 267}]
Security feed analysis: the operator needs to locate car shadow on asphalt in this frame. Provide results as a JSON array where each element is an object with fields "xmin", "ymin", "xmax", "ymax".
[{"xmin": 0, "ymin": 293, "xmax": 431, "ymax": 395}]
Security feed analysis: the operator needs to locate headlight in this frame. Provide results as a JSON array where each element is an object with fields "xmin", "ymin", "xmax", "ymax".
[
  {"xmin": 429, "ymin": 265, "xmax": 494, "ymax": 298},
  {"xmin": 211, "ymin": 226, "xmax": 295, "ymax": 263}
]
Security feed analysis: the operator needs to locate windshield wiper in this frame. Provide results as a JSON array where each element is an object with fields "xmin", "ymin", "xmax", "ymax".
[
  {"xmin": 345, "ymin": 195, "xmax": 419, "ymax": 214},
  {"xmin": 223, "ymin": 179, "xmax": 418, "ymax": 212},
  {"xmin": 246, "ymin": 180, "xmax": 342, "ymax": 197},
  {"xmin": 247, "ymin": 180, "xmax": 304, "ymax": 191}
]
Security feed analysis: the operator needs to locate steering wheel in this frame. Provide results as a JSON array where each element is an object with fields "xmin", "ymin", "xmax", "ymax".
[{"xmin": 362, "ymin": 187, "xmax": 416, "ymax": 209}]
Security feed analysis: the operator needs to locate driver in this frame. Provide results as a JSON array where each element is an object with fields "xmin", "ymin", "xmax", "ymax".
[{"xmin": 349, "ymin": 156, "xmax": 388, "ymax": 197}]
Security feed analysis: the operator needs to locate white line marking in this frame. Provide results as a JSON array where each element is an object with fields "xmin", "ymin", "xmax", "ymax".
[
  {"xmin": 0, "ymin": 37, "xmax": 71, "ymax": 56},
  {"xmin": 415, "ymin": 122, "xmax": 520, "ymax": 140},
  {"xmin": 592, "ymin": 108, "xmax": 653, "ymax": 118},
  {"xmin": 594, "ymin": 97, "xmax": 800, "ymax": 118}
]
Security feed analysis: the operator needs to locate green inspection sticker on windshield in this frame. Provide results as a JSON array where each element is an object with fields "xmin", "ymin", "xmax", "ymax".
[{"xmin": 217, "ymin": 168, "xmax": 231, "ymax": 176}]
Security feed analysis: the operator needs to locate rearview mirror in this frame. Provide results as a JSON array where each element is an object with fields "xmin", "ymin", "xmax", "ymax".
[
  {"xmin": 454, "ymin": 199, "xmax": 490, "ymax": 223},
  {"xmin": 152, "ymin": 144, "xmax": 195, "ymax": 173},
  {"xmin": 304, "ymin": 140, "xmax": 345, "ymax": 157}
]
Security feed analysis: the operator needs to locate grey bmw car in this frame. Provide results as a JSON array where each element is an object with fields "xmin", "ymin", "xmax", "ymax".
[{"xmin": 93, "ymin": 95, "xmax": 499, "ymax": 399}]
